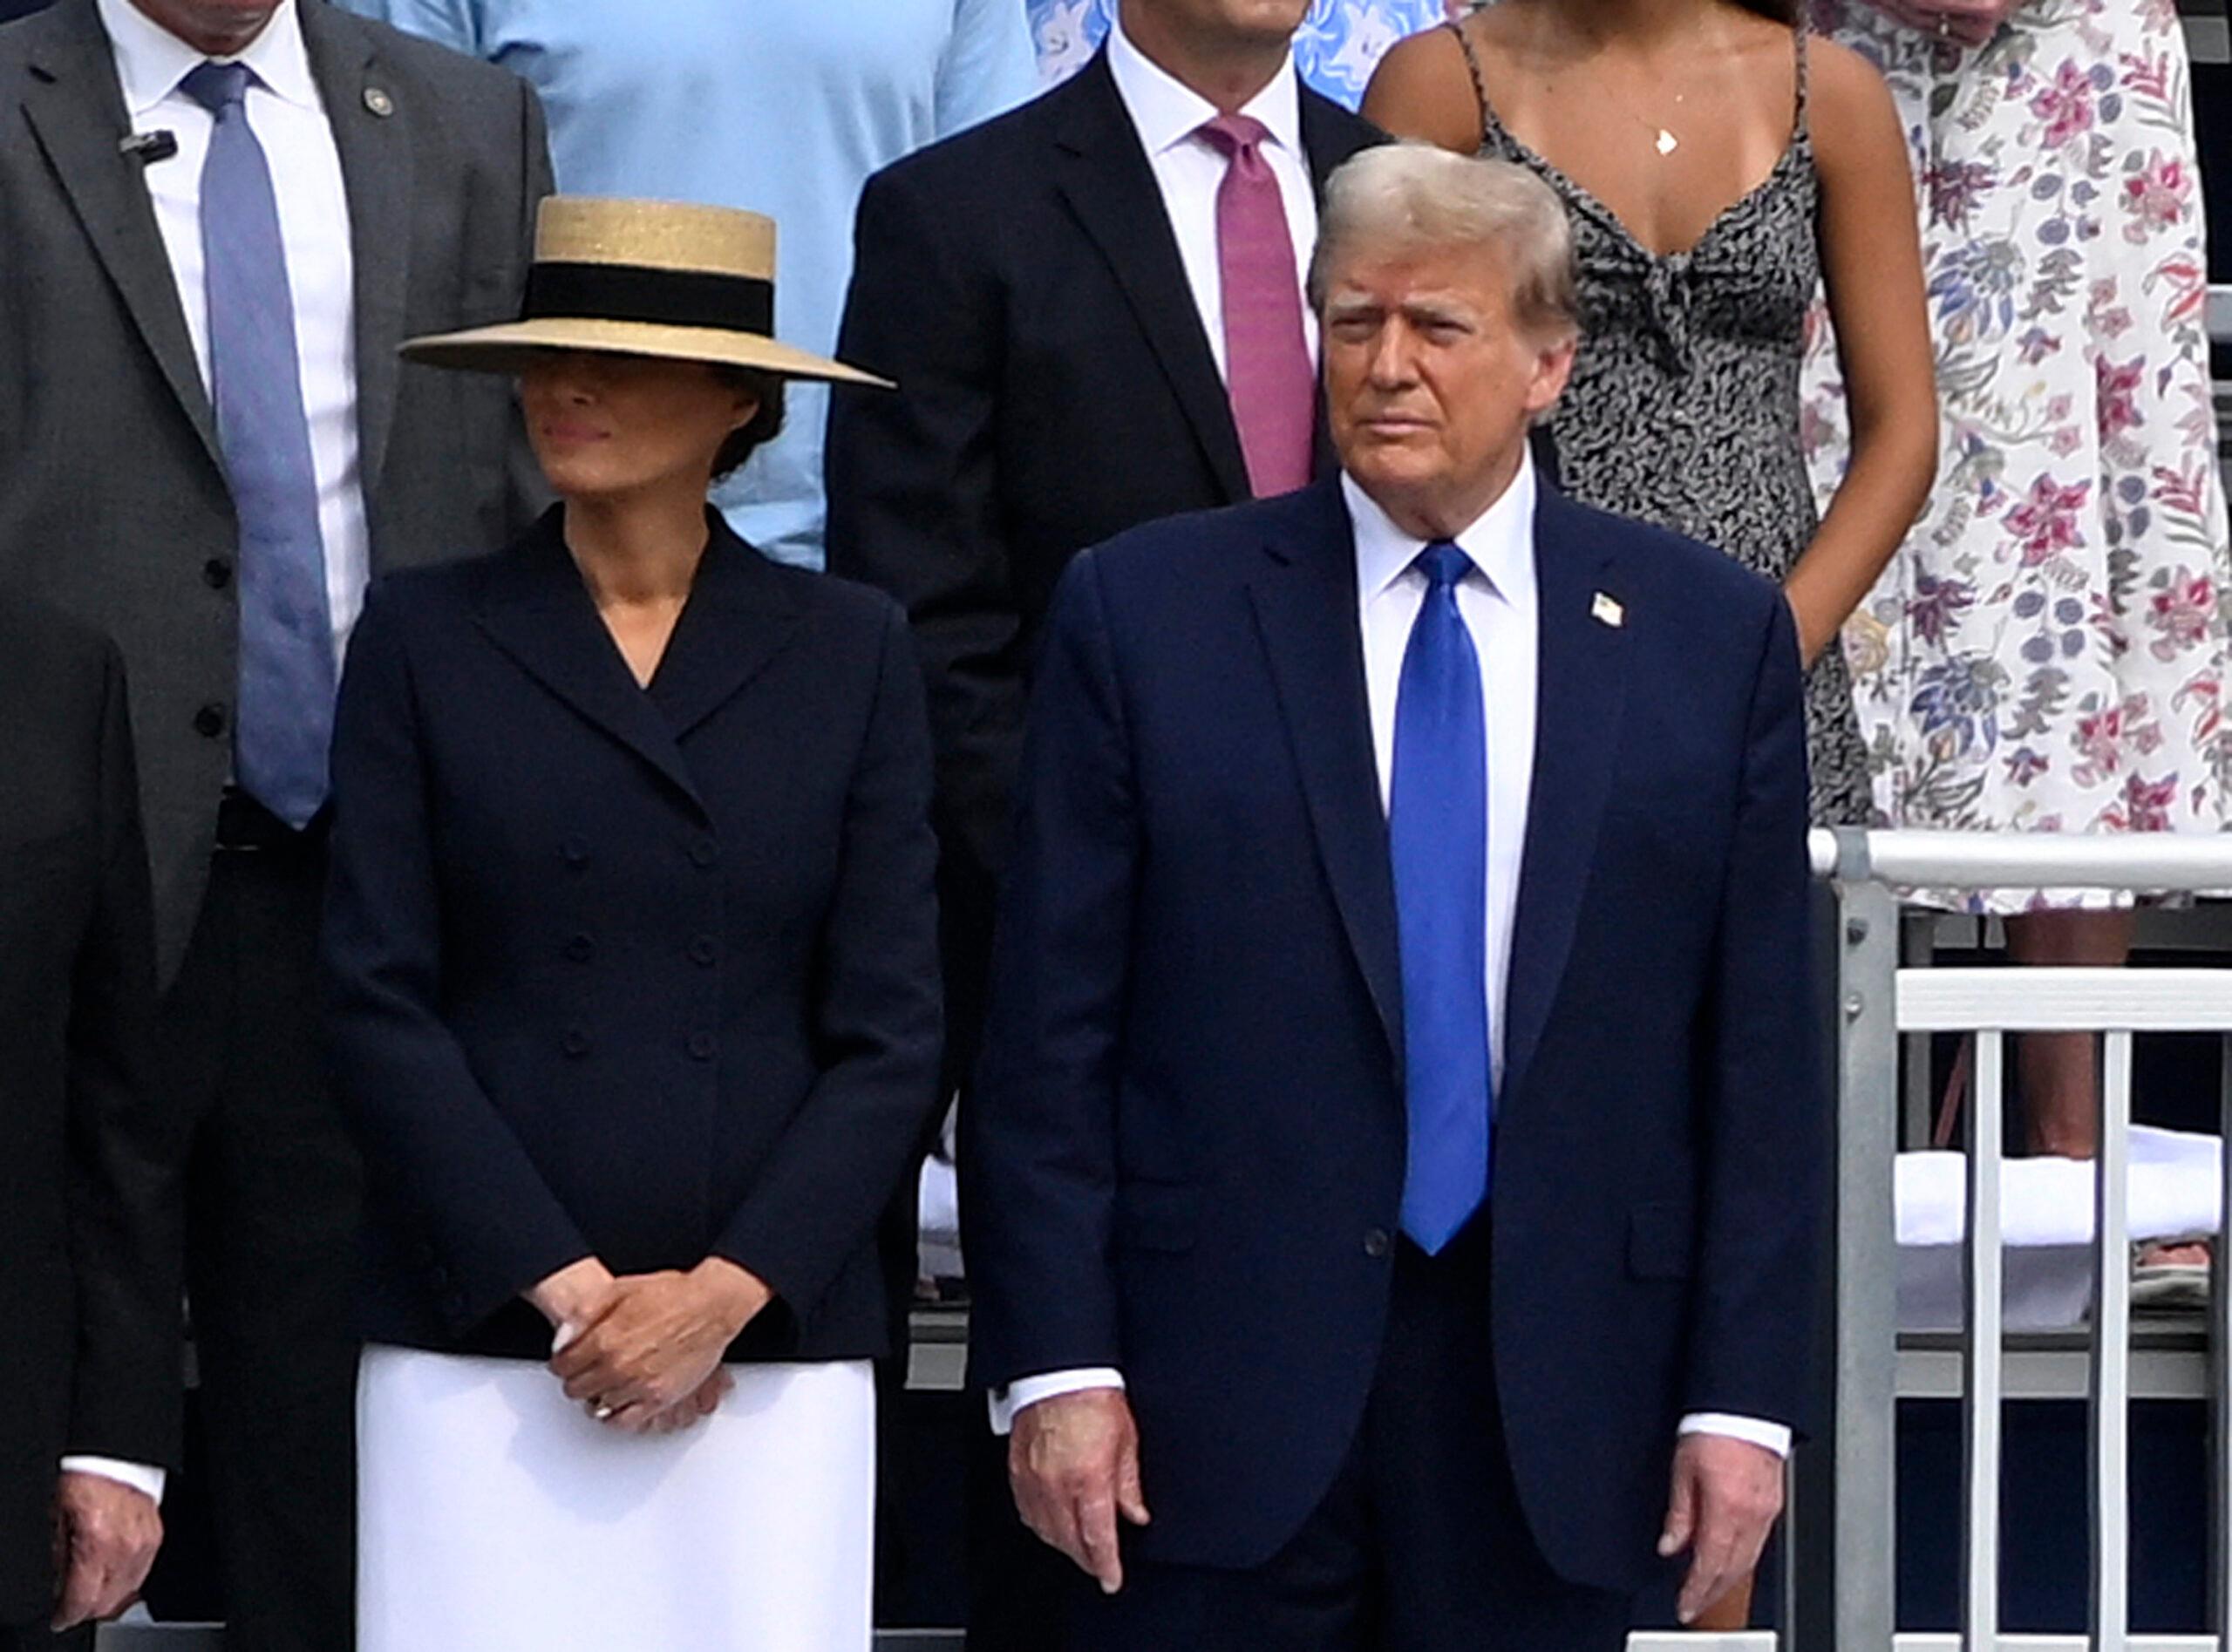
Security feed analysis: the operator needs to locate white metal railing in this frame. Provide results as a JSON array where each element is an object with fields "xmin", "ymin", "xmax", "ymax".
[{"xmin": 1811, "ymin": 829, "xmax": 2232, "ymax": 1652}]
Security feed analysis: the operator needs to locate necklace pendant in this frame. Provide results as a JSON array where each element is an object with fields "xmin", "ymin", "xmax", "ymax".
[{"xmin": 1654, "ymin": 127, "xmax": 1679, "ymax": 157}]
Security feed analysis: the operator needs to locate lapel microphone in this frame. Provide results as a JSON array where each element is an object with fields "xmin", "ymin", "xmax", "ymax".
[{"xmin": 119, "ymin": 130, "xmax": 180, "ymax": 165}]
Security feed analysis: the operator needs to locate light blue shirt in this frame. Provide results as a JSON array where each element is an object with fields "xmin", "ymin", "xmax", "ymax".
[{"xmin": 343, "ymin": 0, "xmax": 1041, "ymax": 568}]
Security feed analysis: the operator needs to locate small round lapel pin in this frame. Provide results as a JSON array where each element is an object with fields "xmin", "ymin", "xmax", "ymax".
[{"xmin": 364, "ymin": 86, "xmax": 395, "ymax": 118}]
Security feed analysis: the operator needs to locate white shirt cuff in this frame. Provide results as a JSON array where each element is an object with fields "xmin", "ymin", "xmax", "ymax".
[
  {"xmin": 988, "ymin": 1368, "xmax": 1126, "ymax": 1435},
  {"xmin": 1677, "ymin": 1413, "xmax": 1793, "ymax": 1459},
  {"xmin": 58, "ymin": 1456, "xmax": 167, "ymax": 1505}
]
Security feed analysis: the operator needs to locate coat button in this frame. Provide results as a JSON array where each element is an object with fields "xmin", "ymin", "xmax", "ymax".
[
  {"xmin": 690, "ymin": 935, "xmax": 718, "ymax": 967},
  {"xmin": 687, "ymin": 1031, "xmax": 717, "ymax": 1061},
  {"xmin": 690, "ymin": 838, "xmax": 719, "ymax": 869},
  {"xmin": 559, "ymin": 838, "xmax": 590, "ymax": 869},
  {"xmin": 193, "ymin": 702, "xmax": 228, "ymax": 738},
  {"xmin": 202, "ymin": 556, "xmax": 234, "ymax": 590},
  {"xmin": 561, "ymin": 1030, "xmax": 591, "ymax": 1058},
  {"xmin": 563, "ymin": 933, "xmax": 595, "ymax": 963},
  {"xmin": 1363, "ymin": 1228, "xmax": 1392, "ymax": 1260}
]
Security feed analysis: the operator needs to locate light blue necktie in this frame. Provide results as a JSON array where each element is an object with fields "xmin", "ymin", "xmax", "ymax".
[
  {"xmin": 1391, "ymin": 541, "xmax": 1493, "ymax": 1254},
  {"xmin": 183, "ymin": 61, "xmax": 336, "ymax": 828}
]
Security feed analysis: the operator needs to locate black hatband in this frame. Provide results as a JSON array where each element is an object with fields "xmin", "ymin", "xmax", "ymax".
[{"xmin": 522, "ymin": 262, "xmax": 774, "ymax": 337}]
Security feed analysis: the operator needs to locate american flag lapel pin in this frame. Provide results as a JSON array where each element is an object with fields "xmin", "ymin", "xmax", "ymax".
[{"xmin": 1591, "ymin": 592, "xmax": 1624, "ymax": 629}]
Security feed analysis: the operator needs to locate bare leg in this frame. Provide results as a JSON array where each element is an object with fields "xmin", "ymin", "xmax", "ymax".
[
  {"xmin": 1691, "ymin": 1580, "xmax": 1754, "ymax": 1631},
  {"xmin": 2005, "ymin": 909, "xmax": 2207, "ymax": 1268},
  {"xmin": 2005, "ymin": 908, "xmax": 2135, "ymax": 1159}
]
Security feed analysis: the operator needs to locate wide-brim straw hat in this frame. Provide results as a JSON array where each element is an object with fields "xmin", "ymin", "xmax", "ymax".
[{"xmin": 400, "ymin": 196, "xmax": 888, "ymax": 387}]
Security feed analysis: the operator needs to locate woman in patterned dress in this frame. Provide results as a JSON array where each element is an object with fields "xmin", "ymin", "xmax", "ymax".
[
  {"xmin": 1364, "ymin": 0, "xmax": 1939, "ymax": 825},
  {"xmin": 1802, "ymin": 0, "xmax": 2229, "ymax": 1174}
]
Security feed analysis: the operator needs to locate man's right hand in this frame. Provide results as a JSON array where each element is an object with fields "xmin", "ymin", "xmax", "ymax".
[
  {"xmin": 51, "ymin": 1473, "xmax": 162, "ymax": 1630},
  {"xmin": 1009, "ymin": 1388, "xmax": 1151, "ymax": 1594}
]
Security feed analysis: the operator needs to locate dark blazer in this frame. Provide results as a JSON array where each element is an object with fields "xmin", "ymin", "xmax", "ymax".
[
  {"xmin": 323, "ymin": 511, "xmax": 943, "ymax": 1363},
  {"xmin": 825, "ymin": 51, "xmax": 1381, "ymax": 1084},
  {"xmin": 0, "ymin": 598, "xmax": 174, "ymax": 1628},
  {"xmin": 966, "ymin": 479, "xmax": 1824, "ymax": 1591},
  {"xmin": 0, "ymin": 0, "xmax": 552, "ymax": 977}
]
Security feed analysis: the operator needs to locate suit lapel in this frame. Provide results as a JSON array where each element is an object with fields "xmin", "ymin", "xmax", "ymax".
[
  {"xmin": 1051, "ymin": 53, "xmax": 1252, "ymax": 505},
  {"xmin": 1247, "ymin": 481, "xmax": 1403, "ymax": 1061},
  {"xmin": 303, "ymin": 4, "xmax": 411, "ymax": 506},
  {"xmin": 1501, "ymin": 490, "xmax": 1631, "ymax": 1104},
  {"xmin": 1298, "ymin": 91, "xmax": 1376, "ymax": 483},
  {"xmin": 646, "ymin": 518, "xmax": 803, "ymax": 741},
  {"xmin": 471, "ymin": 513, "xmax": 706, "ymax": 817},
  {"xmin": 19, "ymin": 1, "xmax": 220, "ymax": 470},
  {"xmin": 1298, "ymin": 85, "xmax": 1379, "ymax": 194}
]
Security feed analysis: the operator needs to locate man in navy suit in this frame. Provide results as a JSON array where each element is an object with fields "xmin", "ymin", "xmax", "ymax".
[{"xmin": 965, "ymin": 143, "xmax": 1825, "ymax": 1649}]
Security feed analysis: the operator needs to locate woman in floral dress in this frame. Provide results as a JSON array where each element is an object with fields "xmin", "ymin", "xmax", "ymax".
[{"xmin": 1803, "ymin": 0, "xmax": 2229, "ymax": 1162}]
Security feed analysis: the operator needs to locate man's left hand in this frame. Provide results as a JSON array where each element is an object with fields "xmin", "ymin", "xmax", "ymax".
[
  {"xmin": 1658, "ymin": 1433, "xmax": 1785, "ymax": 1625},
  {"xmin": 51, "ymin": 1472, "xmax": 162, "ymax": 1630}
]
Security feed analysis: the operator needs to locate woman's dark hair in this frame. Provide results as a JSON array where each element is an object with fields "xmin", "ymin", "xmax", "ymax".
[
  {"xmin": 711, "ymin": 366, "xmax": 786, "ymax": 480},
  {"xmin": 1732, "ymin": 0, "xmax": 1797, "ymax": 19}
]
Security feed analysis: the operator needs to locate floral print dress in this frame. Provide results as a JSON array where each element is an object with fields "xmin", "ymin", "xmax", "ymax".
[{"xmin": 1803, "ymin": 0, "xmax": 2230, "ymax": 908}]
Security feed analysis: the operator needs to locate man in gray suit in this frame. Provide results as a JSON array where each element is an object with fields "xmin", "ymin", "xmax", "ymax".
[{"xmin": 0, "ymin": 2, "xmax": 549, "ymax": 1645}]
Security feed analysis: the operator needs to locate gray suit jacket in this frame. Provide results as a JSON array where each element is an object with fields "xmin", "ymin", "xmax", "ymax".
[{"xmin": 0, "ymin": 0, "xmax": 551, "ymax": 976}]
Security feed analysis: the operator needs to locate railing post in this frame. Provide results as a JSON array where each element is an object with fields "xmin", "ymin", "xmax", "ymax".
[
  {"xmin": 1962, "ymin": 1032, "xmax": 2005, "ymax": 1649},
  {"xmin": 1824, "ymin": 842, "xmax": 1900, "ymax": 1652},
  {"xmin": 2092, "ymin": 1032, "xmax": 2135, "ymax": 1652},
  {"xmin": 2213, "ymin": 1039, "xmax": 2231, "ymax": 1646}
]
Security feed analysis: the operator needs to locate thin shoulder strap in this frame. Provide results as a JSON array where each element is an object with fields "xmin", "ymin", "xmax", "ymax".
[
  {"xmin": 1443, "ymin": 17, "xmax": 1494, "ymax": 146},
  {"xmin": 1793, "ymin": 7, "xmax": 1813, "ymax": 137}
]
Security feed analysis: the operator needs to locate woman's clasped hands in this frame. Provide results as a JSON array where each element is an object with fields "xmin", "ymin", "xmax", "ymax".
[{"xmin": 528, "ymin": 1255, "xmax": 775, "ymax": 1435}]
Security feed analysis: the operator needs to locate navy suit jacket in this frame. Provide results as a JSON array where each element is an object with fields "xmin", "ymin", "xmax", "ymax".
[
  {"xmin": 323, "ymin": 511, "xmax": 942, "ymax": 1364},
  {"xmin": 966, "ymin": 476, "xmax": 1823, "ymax": 1590}
]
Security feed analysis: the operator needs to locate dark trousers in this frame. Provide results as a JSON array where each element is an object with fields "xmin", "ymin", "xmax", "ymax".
[
  {"xmin": 0, "ymin": 1624, "xmax": 92, "ymax": 1651},
  {"xmin": 1070, "ymin": 1217, "xmax": 1632, "ymax": 1652},
  {"xmin": 966, "ymin": 1397, "xmax": 1078, "ymax": 1650},
  {"xmin": 167, "ymin": 805, "xmax": 357, "ymax": 1652}
]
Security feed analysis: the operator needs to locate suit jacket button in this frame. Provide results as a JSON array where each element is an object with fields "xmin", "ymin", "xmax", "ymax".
[
  {"xmin": 1363, "ymin": 1228, "xmax": 1392, "ymax": 1260},
  {"xmin": 561, "ymin": 1030, "xmax": 591, "ymax": 1058},
  {"xmin": 202, "ymin": 556, "xmax": 234, "ymax": 590},
  {"xmin": 564, "ymin": 933, "xmax": 595, "ymax": 963},
  {"xmin": 193, "ymin": 702, "xmax": 228, "ymax": 738},
  {"xmin": 690, "ymin": 838, "xmax": 719, "ymax": 868},
  {"xmin": 690, "ymin": 935, "xmax": 718, "ymax": 967},
  {"xmin": 559, "ymin": 838, "xmax": 590, "ymax": 869},
  {"xmin": 687, "ymin": 1031, "xmax": 717, "ymax": 1061}
]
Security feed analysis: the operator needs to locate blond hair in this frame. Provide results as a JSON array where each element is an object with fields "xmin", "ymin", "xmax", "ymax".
[{"xmin": 1307, "ymin": 143, "xmax": 1581, "ymax": 343}]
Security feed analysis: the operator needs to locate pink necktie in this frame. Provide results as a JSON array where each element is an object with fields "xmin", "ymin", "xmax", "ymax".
[{"xmin": 1199, "ymin": 114, "xmax": 1315, "ymax": 498}]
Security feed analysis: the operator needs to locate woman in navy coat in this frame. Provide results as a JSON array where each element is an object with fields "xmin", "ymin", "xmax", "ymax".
[{"xmin": 322, "ymin": 198, "xmax": 940, "ymax": 1651}]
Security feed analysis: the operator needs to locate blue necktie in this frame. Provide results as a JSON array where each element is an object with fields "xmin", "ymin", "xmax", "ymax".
[
  {"xmin": 1391, "ymin": 541, "xmax": 1492, "ymax": 1254},
  {"xmin": 183, "ymin": 61, "xmax": 336, "ymax": 828}
]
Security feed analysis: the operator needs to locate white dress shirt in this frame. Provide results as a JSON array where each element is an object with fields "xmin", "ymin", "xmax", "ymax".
[
  {"xmin": 993, "ymin": 459, "xmax": 1792, "ymax": 1461},
  {"xmin": 98, "ymin": 0, "xmax": 371, "ymax": 670},
  {"xmin": 1103, "ymin": 15, "xmax": 1318, "ymax": 378}
]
